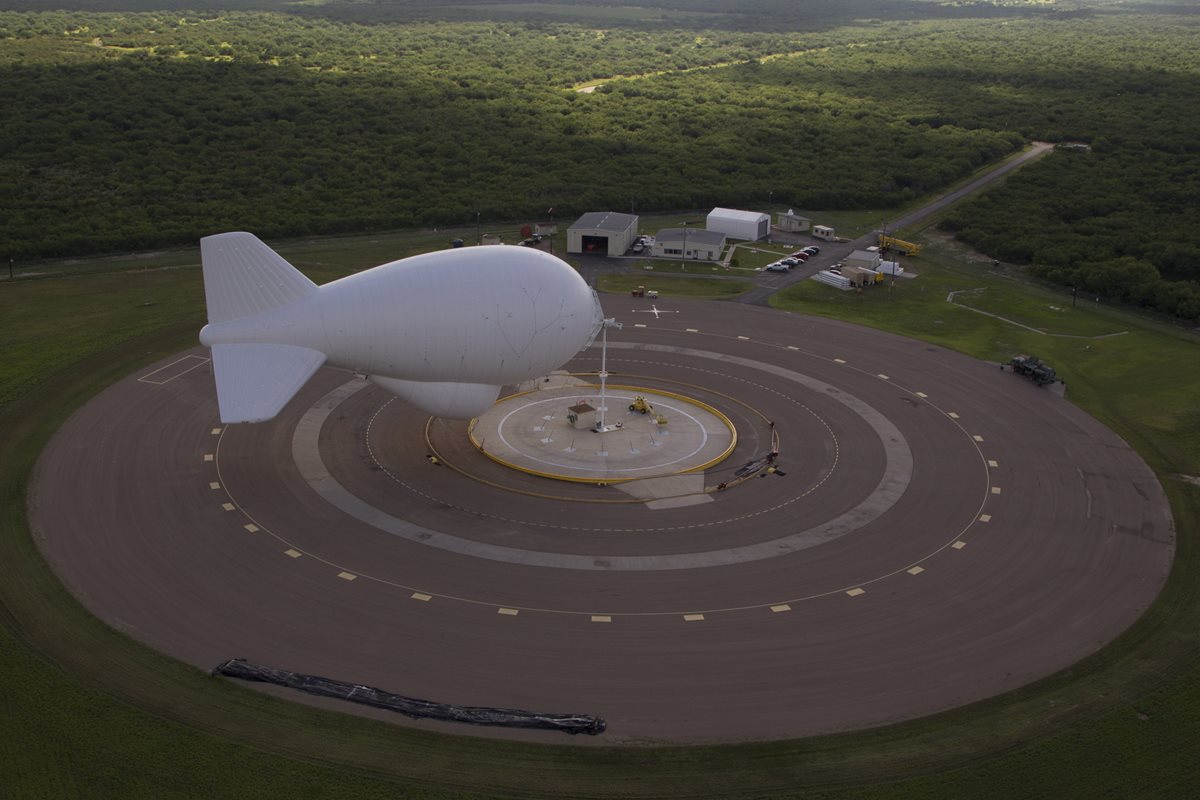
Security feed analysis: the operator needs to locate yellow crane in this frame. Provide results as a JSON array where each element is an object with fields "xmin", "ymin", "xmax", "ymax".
[{"xmin": 879, "ymin": 234, "xmax": 921, "ymax": 256}]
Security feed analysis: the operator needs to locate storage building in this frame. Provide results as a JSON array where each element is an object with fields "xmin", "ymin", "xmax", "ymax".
[
  {"xmin": 567, "ymin": 212, "xmax": 639, "ymax": 257},
  {"xmin": 845, "ymin": 249, "xmax": 882, "ymax": 272},
  {"xmin": 706, "ymin": 207, "xmax": 770, "ymax": 241},
  {"xmin": 776, "ymin": 210, "xmax": 811, "ymax": 233},
  {"xmin": 652, "ymin": 228, "xmax": 725, "ymax": 261}
]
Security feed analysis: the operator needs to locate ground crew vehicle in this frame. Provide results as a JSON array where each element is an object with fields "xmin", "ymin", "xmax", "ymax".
[
  {"xmin": 628, "ymin": 395, "xmax": 668, "ymax": 424},
  {"xmin": 1008, "ymin": 355, "xmax": 1057, "ymax": 386}
]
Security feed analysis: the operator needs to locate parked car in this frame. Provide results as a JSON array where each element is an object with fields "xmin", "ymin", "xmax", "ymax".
[
  {"xmin": 802, "ymin": 246, "xmax": 821, "ymax": 255},
  {"xmin": 791, "ymin": 252, "xmax": 809, "ymax": 262},
  {"xmin": 765, "ymin": 261, "xmax": 790, "ymax": 272},
  {"xmin": 780, "ymin": 257, "xmax": 799, "ymax": 266}
]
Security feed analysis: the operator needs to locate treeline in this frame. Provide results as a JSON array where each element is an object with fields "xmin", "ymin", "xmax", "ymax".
[
  {"xmin": 1, "ymin": 6, "xmax": 1198, "ymax": 319},
  {"xmin": 0, "ymin": 11, "xmax": 1019, "ymax": 257}
]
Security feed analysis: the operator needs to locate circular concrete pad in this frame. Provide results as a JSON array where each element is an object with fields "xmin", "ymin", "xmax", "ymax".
[
  {"xmin": 469, "ymin": 384, "xmax": 736, "ymax": 483},
  {"xmin": 31, "ymin": 297, "xmax": 1175, "ymax": 745}
]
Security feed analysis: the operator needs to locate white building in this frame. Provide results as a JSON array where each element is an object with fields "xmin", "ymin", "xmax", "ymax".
[
  {"xmin": 652, "ymin": 227, "xmax": 725, "ymax": 261},
  {"xmin": 706, "ymin": 207, "xmax": 770, "ymax": 241},
  {"xmin": 567, "ymin": 212, "xmax": 639, "ymax": 256}
]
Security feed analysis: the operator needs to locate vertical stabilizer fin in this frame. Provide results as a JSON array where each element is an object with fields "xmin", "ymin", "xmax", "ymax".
[
  {"xmin": 211, "ymin": 343, "xmax": 326, "ymax": 423},
  {"xmin": 201, "ymin": 232, "xmax": 318, "ymax": 324}
]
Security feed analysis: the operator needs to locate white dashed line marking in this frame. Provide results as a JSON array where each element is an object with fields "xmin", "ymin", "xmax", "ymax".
[
  {"xmin": 988, "ymin": 459, "xmax": 999, "ymax": 468},
  {"xmin": 686, "ymin": 328, "xmax": 699, "ymax": 332},
  {"xmin": 222, "ymin": 503, "xmax": 234, "ymax": 512},
  {"xmin": 991, "ymin": 486, "xmax": 1002, "ymax": 495},
  {"xmin": 916, "ymin": 391, "xmax": 928, "ymax": 398},
  {"xmin": 203, "ymin": 454, "xmax": 214, "ymax": 462},
  {"xmin": 980, "ymin": 514, "xmax": 992, "ymax": 522},
  {"xmin": 498, "ymin": 607, "xmax": 519, "ymax": 616},
  {"xmin": 591, "ymin": 615, "xmax": 612, "ymax": 623},
  {"xmin": 952, "ymin": 541, "xmax": 967, "ymax": 550},
  {"xmin": 284, "ymin": 549, "xmax": 302, "ymax": 558},
  {"xmin": 974, "ymin": 435, "xmax": 985, "ymax": 442},
  {"xmin": 411, "ymin": 592, "xmax": 432, "ymax": 602},
  {"xmin": 770, "ymin": 604, "xmax": 792, "ymax": 613},
  {"xmin": 208, "ymin": 481, "xmax": 221, "ymax": 490},
  {"xmin": 337, "ymin": 571, "xmax": 358, "ymax": 581},
  {"xmin": 683, "ymin": 614, "xmax": 705, "ymax": 621},
  {"xmin": 737, "ymin": 335, "xmax": 750, "ymax": 341},
  {"xmin": 211, "ymin": 428, "xmax": 223, "ymax": 435},
  {"xmin": 947, "ymin": 412, "xmax": 959, "ymax": 419},
  {"xmin": 907, "ymin": 566, "xmax": 925, "ymax": 575},
  {"xmin": 877, "ymin": 374, "xmax": 890, "ymax": 380},
  {"xmin": 834, "ymin": 358, "xmax": 846, "ymax": 364},
  {"xmin": 846, "ymin": 588, "xmax": 866, "ymax": 597},
  {"xmin": 243, "ymin": 524, "xmax": 258, "ymax": 533},
  {"xmin": 787, "ymin": 345, "xmax": 799, "ymax": 351}
]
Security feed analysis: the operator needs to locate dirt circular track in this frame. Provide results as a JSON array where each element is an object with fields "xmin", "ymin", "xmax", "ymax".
[{"xmin": 32, "ymin": 298, "xmax": 1174, "ymax": 745}]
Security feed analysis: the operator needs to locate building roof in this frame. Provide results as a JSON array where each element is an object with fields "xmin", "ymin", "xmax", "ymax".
[
  {"xmin": 569, "ymin": 211, "xmax": 638, "ymax": 232},
  {"xmin": 656, "ymin": 228, "xmax": 726, "ymax": 246},
  {"xmin": 780, "ymin": 209, "xmax": 810, "ymax": 220},
  {"xmin": 707, "ymin": 207, "xmax": 769, "ymax": 223},
  {"xmin": 848, "ymin": 249, "xmax": 881, "ymax": 261}
]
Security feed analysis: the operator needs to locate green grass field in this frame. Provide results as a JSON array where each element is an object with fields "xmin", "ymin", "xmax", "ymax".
[{"xmin": 2, "ymin": 222, "xmax": 1199, "ymax": 798}]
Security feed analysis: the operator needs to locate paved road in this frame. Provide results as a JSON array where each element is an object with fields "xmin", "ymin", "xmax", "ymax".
[
  {"xmin": 738, "ymin": 141, "xmax": 1054, "ymax": 305},
  {"xmin": 33, "ymin": 296, "xmax": 1172, "ymax": 745}
]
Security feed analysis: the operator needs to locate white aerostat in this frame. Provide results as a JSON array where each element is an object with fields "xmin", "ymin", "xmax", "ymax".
[{"xmin": 198, "ymin": 232, "xmax": 604, "ymax": 423}]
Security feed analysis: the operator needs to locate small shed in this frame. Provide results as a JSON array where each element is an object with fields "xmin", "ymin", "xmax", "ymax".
[
  {"xmin": 652, "ymin": 227, "xmax": 725, "ymax": 261},
  {"xmin": 566, "ymin": 401, "xmax": 596, "ymax": 429},
  {"xmin": 706, "ymin": 207, "xmax": 770, "ymax": 241},
  {"xmin": 567, "ymin": 212, "xmax": 639, "ymax": 257},
  {"xmin": 845, "ymin": 249, "xmax": 882, "ymax": 272},
  {"xmin": 776, "ymin": 209, "xmax": 811, "ymax": 233},
  {"xmin": 813, "ymin": 225, "xmax": 836, "ymax": 241}
]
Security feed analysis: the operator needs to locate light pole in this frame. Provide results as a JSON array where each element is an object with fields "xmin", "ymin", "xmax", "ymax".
[
  {"xmin": 682, "ymin": 221, "xmax": 688, "ymax": 262},
  {"xmin": 475, "ymin": 211, "xmax": 481, "ymax": 246}
]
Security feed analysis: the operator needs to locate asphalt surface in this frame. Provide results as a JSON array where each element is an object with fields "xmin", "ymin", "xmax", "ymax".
[{"xmin": 31, "ymin": 297, "xmax": 1174, "ymax": 745}]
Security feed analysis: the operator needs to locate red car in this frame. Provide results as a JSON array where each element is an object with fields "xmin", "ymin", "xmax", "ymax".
[{"xmin": 790, "ymin": 252, "xmax": 810, "ymax": 261}]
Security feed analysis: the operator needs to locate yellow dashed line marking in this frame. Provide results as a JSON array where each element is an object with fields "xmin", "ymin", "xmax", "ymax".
[
  {"xmin": 686, "ymin": 328, "xmax": 699, "ymax": 332},
  {"xmin": 203, "ymin": 453, "xmax": 214, "ymax": 462},
  {"xmin": 208, "ymin": 481, "xmax": 221, "ymax": 490},
  {"xmin": 284, "ymin": 549, "xmax": 302, "ymax": 558},
  {"xmin": 834, "ymin": 358, "xmax": 847, "ymax": 364},
  {"xmin": 947, "ymin": 412, "xmax": 959, "ymax": 419},
  {"xmin": 916, "ymin": 391, "xmax": 928, "ymax": 398},
  {"xmin": 974, "ymin": 435, "xmax": 985, "ymax": 442},
  {"xmin": 907, "ymin": 566, "xmax": 925, "ymax": 575},
  {"xmin": 243, "ymin": 524, "xmax": 258, "ymax": 533},
  {"xmin": 683, "ymin": 613, "xmax": 705, "ymax": 621},
  {"xmin": 846, "ymin": 588, "xmax": 866, "ymax": 597},
  {"xmin": 952, "ymin": 541, "xmax": 967, "ymax": 550},
  {"xmin": 411, "ymin": 592, "xmax": 432, "ymax": 601},
  {"xmin": 877, "ymin": 374, "xmax": 890, "ymax": 380},
  {"xmin": 988, "ymin": 459, "xmax": 999, "ymax": 468},
  {"xmin": 591, "ymin": 615, "xmax": 612, "ymax": 623},
  {"xmin": 991, "ymin": 486, "xmax": 1002, "ymax": 495},
  {"xmin": 770, "ymin": 604, "xmax": 792, "ymax": 613},
  {"xmin": 211, "ymin": 427, "xmax": 222, "ymax": 435},
  {"xmin": 980, "ymin": 514, "xmax": 992, "ymax": 522},
  {"xmin": 498, "ymin": 607, "xmax": 519, "ymax": 616},
  {"xmin": 222, "ymin": 503, "xmax": 235, "ymax": 512},
  {"xmin": 337, "ymin": 571, "xmax": 357, "ymax": 581}
]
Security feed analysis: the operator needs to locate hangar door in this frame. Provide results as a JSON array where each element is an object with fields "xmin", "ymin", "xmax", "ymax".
[{"xmin": 581, "ymin": 235, "xmax": 609, "ymax": 253}]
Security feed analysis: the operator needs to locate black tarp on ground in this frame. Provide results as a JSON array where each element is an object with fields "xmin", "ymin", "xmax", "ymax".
[{"xmin": 213, "ymin": 659, "xmax": 606, "ymax": 736}]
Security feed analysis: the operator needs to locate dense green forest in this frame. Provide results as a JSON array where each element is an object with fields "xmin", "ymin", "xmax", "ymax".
[{"xmin": 1, "ymin": 0, "xmax": 1198, "ymax": 319}]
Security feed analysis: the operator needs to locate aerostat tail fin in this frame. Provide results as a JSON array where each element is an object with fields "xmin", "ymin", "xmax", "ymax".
[
  {"xmin": 210, "ymin": 343, "xmax": 325, "ymax": 424},
  {"xmin": 200, "ymin": 232, "xmax": 318, "ymax": 324},
  {"xmin": 199, "ymin": 233, "xmax": 325, "ymax": 423}
]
